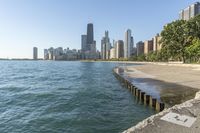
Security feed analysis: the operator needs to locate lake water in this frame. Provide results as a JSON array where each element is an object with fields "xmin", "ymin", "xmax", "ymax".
[{"xmin": 0, "ymin": 61, "xmax": 155, "ymax": 133}]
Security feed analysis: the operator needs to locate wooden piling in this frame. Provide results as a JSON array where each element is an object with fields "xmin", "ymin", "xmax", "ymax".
[
  {"xmin": 134, "ymin": 87, "xmax": 137, "ymax": 96},
  {"xmin": 156, "ymin": 101, "xmax": 165, "ymax": 111},
  {"xmin": 140, "ymin": 92, "xmax": 145, "ymax": 102},
  {"xmin": 144, "ymin": 94, "xmax": 150, "ymax": 105},
  {"xmin": 150, "ymin": 96, "xmax": 157, "ymax": 108},
  {"xmin": 136, "ymin": 89, "xmax": 141, "ymax": 99}
]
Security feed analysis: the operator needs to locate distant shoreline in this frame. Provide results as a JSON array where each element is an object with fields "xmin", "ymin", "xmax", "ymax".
[{"xmin": 1, "ymin": 59, "xmax": 200, "ymax": 66}]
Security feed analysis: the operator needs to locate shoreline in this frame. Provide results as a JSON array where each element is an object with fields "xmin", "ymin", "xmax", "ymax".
[{"xmin": 113, "ymin": 62, "xmax": 200, "ymax": 133}]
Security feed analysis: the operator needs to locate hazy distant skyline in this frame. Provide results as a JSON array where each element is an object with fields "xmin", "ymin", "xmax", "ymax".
[{"xmin": 0, "ymin": 0, "xmax": 198, "ymax": 58}]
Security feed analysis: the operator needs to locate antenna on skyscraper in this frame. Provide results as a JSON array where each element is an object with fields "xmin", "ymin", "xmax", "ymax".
[{"xmin": 88, "ymin": 17, "xmax": 92, "ymax": 24}]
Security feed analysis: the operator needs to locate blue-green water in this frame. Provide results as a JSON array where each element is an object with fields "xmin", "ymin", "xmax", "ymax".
[{"xmin": 0, "ymin": 61, "xmax": 155, "ymax": 133}]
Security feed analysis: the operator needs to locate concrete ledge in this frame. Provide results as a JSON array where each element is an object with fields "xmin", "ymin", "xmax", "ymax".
[
  {"xmin": 113, "ymin": 67, "xmax": 165, "ymax": 112},
  {"xmin": 123, "ymin": 92, "xmax": 200, "ymax": 133}
]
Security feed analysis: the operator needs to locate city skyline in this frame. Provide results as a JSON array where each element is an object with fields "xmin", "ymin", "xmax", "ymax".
[{"xmin": 0, "ymin": 0, "xmax": 198, "ymax": 59}]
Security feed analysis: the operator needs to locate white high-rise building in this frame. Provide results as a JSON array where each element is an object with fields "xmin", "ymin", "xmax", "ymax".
[
  {"xmin": 124, "ymin": 29, "xmax": 132, "ymax": 58},
  {"xmin": 48, "ymin": 47, "xmax": 54, "ymax": 60},
  {"xmin": 179, "ymin": 2, "xmax": 200, "ymax": 20},
  {"xmin": 101, "ymin": 42, "xmax": 106, "ymax": 59},
  {"xmin": 110, "ymin": 48, "xmax": 116, "ymax": 59}
]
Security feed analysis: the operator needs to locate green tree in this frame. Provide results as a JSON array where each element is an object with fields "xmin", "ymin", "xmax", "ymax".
[
  {"xmin": 160, "ymin": 20, "xmax": 190, "ymax": 63},
  {"xmin": 186, "ymin": 14, "xmax": 200, "ymax": 39},
  {"xmin": 137, "ymin": 54, "xmax": 146, "ymax": 61},
  {"xmin": 186, "ymin": 38, "xmax": 200, "ymax": 63},
  {"xmin": 146, "ymin": 52, "xmax": 157, "ymax": 62}
]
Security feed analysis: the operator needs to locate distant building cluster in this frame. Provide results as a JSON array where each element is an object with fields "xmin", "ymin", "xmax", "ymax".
[
  {"xmin": 32, "ymin": 2, "xmax": 200, "ymax": 60},
  {"xmin": 136, "ymin": 34, "xmax": 162, "ymax": 56},
  {"xmin": 99, "ymin": 29, "xmax": 161, "ymax": 60},
  {"xmin": 179, "ymin": 2, "xmax": 200, "ymax": 20},
  {"xmin": 43, "ymin": 47, "xmax": 82, "ymax": 60},
  {"xmin": 100, "ymin": 29, "xmax": 136, "ymax": 60},
  {"xmin": 33, "ymin": 23, "xmax": 101, "ymax": 60}
]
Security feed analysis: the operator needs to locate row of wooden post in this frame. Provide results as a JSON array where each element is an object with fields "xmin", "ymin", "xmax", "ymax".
[{"xmin": 113, "ymin": 69, "xmax": 165, "ymax": 112}]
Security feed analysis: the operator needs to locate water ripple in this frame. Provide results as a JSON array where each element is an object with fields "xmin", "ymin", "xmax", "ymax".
[{"xmin": 0, "ymin": 61, "xmax": 155, "ymax": 133}]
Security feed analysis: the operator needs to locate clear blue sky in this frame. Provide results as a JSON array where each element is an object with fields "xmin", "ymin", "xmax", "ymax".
[{"xmin": 0, "ymin": 0, "xmax": 198, "ymax": 58}]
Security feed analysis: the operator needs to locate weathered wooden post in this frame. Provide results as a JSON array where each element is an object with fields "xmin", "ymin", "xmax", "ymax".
[
  {"xmin": 144, "ymin": 94, "xmax": 150, "ymax": 105},
  {"xmin": 156, "ymin": 101, "xmax": 165, "ymax": 111},
  {"xmin": 150, "ymin": 96, "xmax": 157, "ymax": 108},
  {"xmin": 140, "ymin": 92, "xmax": 145, "ymax": 102}
]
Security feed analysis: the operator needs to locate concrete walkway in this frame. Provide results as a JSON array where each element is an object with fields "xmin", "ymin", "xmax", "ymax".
[{"xmin": 125, "ymin": 63, "xmax": 200, "ymax": 89}]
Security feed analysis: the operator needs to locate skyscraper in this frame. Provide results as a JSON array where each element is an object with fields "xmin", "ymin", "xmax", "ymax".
[
  {"xmin": 48, "ymin": 47, "xmax": 54, "ymax": 60},
  {"xmin": 116, "ymin": 40, "xmax": 124, "ymax": 59},
  {"xmin": 153, "ymin": 34, "xmax": 162, "ymax": 51},
  {"xmin": 124, "ymin": 29, "xmax": 132, "ymax": 58},
  {"xmin": 81, "ymin": 35, "xmax": 87, "ymax": 52},
  {"xmin": 144, "ymin": 40, "xmax": 153, "ymax": 54},
  {"xmin": 86, "ymin": 23, "xmax": 97, "ymax": 53},
  {"xmin": 130, "ymin": 36, "xmax": 134, "ymax": 56},
  {"xmin": 81, "ymin": 23, "xmax": 98, "ymax": 59},
  {"xmin": 101, "ymin": 31, "xmax": 111, "ymax": 59},
  {"xmin": 110, "ymin": 48, "xmax": 116, "ymax": 59},
  {"xmin": 33, "ymin": 47, "xmax": 38, "ymax": 60},
  {"xmin": 101, "ymin": 40, "xmax": 106, "ymax": 59},
  {"xmin": 44, "ymin": 49, "xmax": 48, "ymax": 60},
  {"xmin": 136, "ymin": 41, "xmax": 144, "ymax": 56},
  {"xmin": 179, "ymin": 2, "xmax": 200, "ymax": 20},
  {"xmin": 90, "ymin": 40, "xmax": 96, "ymax": 53},
  {"xmin": 86, "ymin": 23, "xmax": 94, "ymax": 51}
]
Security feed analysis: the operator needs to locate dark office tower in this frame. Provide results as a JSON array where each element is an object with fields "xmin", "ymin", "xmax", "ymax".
[
  {"xmin": 33, "ymin": 47, "xmax": 38, "ymax": 60},
  {"xmin": 87, "ymin": 23, "xmax": 94, "ymax": 45}
]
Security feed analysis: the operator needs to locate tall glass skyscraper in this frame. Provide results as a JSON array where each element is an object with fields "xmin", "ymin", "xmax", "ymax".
[{"xmin": 87, "ymin": 23, "xmax": 94, "ymax": 46}]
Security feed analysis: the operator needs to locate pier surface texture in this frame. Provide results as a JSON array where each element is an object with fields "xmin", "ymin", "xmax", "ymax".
[{"xmin": 121, "ymin": 62, "xmax": 200, "ymax": 133}]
